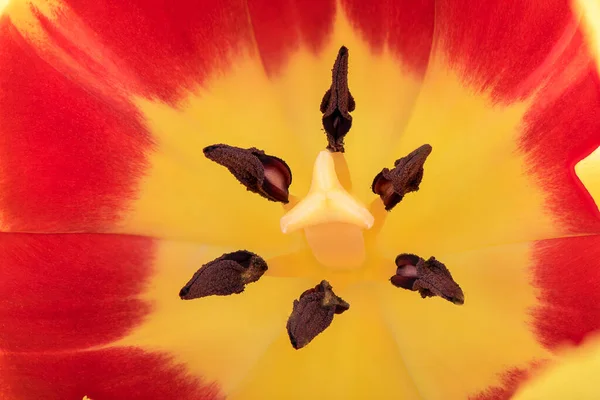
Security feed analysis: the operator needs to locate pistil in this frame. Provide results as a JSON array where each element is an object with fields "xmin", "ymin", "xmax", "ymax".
[{"xmin": 280, "ymin": 150, "xmax": 374, "ymax": 269}]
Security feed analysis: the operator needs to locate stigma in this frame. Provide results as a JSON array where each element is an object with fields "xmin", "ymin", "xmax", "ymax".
[{"xmin": 280, "ymin": 150, "xmax": 374, "ymax": 269}]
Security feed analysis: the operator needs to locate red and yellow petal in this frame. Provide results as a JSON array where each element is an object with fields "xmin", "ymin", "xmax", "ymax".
[
  {"xmin": 374, "ymin": 1, "xmax": 600, "ymax": 397},
  {"xmin": 377, "ymin": 14, "xmax": 600, "ymax": 257},
  {"xmin": 340, "ymin": 0, "xmax": 434, "ymax": 74},
  {"xmin": 117, "ymin": 241, "xmax": 311, "ymax": 394},
  {"xmin": 0, "ymin": 14, "xmax": 153, "ymax": 233},
  {"xmin": 512, "ymin": 333, "xmax": 600, "ymax": 399},
  {"xmin": 378, "ymin": 243, "xmax": 550, "ymax": 399},
  {"xmin": 0, "ymin": 232, "xmax": 227, "ymax": 397}
]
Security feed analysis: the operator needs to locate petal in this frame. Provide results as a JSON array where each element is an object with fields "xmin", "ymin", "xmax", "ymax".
[
  {"xmin": 513, "ymin": 334, "xmax": 600, "ymax": 400},
  {"xmin": 371, "ymin": 6, "xmax": 600, "ymax": 392},
  {"xmin": 0, "ymin": 232, "xmax": 154, "ymax": 352},
  {"xmin": 1, "ymin": 1, "xmax": 436, "ymax": 253},
  {"xmin": 471, "ymin": 239, "xmax": 600, "ymax": 398},
  {"xmin": 0, "ymin": 347, "xmax": 221, "ymax": 399},
  {"xmin": 377, "ymin": 5, "xmax": 600, "ymax": 259},
  {"xmin": 117, "ymin": 241, "xmax": 311, "ymax": 394},
  {"xmin": 0, "ymin": 15, "xmax": 153, "ymax": 232},
  {"xmin": 532, "ymin": 234, "xmax": 600, "ymax": 348},
  {"xmin": 436, "ymin": 0, "xmax": 577, "ymax": 101},
  {"xmin": 245, "ymin": 0, "xmax": 335, "ymax": 75},
  {"xmin": 0, "ymin": 3, "xmax": 302, "ymax": 252},
  {"xmin": 375, "ymin": 235, "xmax": 600, "ymax": 399},
  {"xmin": 229, "ymin": 285, "xmax": 423, "ymax": 399},
  {"xmin": 112, "ymin": 2, "xmax": 436, "ymax": 246},
  {"xmin": 377, "ymin": 243, "xmax": 551, "ymax": 399},
  {"xmin": 471, "ymin": 366, "xmax": 542, "ymax": 400},
  {"xmin": 340, "ymin": 0, "xmax": 434, "ymax": 74}
]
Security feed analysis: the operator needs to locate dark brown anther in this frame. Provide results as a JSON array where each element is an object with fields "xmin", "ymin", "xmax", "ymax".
[
  {"xmin": 320, "ymin": 46, "xmax": 355, "ymax": 153},
  {"xmin": 372, "ymin": 144, "xmax": 432, "ymax": 211},
  {"xmin": 390, "ymin": 253, "xmax": 464, "ymax": 305},
  {"xmin": 203, "ymin": 144, "xmax": 292, "ymax": 203},
  {"xmin": 179, "ymin": 250, "xmax": 268, "ymax": 300},
  {"xmin": 286, "ymin": 280, "xmax": 349, "ymax": 350}
]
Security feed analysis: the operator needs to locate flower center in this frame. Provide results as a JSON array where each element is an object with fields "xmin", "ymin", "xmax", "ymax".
[
  {"xmin": 280, "ymin": 150, "xmax": 374, "ymax": 269},
  {"xmin": 191, "ymin": 45, "xmax": 466, "ymax": 351}
]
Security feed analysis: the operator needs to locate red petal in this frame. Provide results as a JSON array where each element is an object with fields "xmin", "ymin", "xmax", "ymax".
[
  {"xmin": 521, "ymin": 68, "xmax": 600, "ymax": 234},
  {"xmin": 436, "ymin": 0, "xmax": 574, "ymax": 101},
  {"xmin": 59, "ymin": 0, "xmax": 251, "ymax": 102},
  {"xmin": 0, "ymin": 18, "xmax": 153, "ymax": 232},
  {"xmin": 533, "ymin": 235, "xmax": 600, "ymax": 348},
  {"xmin": 0, "ymin": 233, "xmax": 155, "ymax": 352},
  {"xmin": 0, "ymin": 347, "xmax": 222, "ymax": 400},
  {"xmin": 340, "ymin": 0, "xmax": 435, "ymax": 74},
  {"xmin": 247, "ymin": 0, "xmax": 335, "ymax": 75},
  {"xmin": 52, "ymin": 0, "xmax": 337, "ymax": 94}
]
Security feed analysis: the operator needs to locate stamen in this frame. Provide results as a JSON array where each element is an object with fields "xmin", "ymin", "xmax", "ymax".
[
  {"xmin": 280, "ymin": 150, "xmax": 373, "ymax": 269},
  {"xmin": 320, "ymin": 46, "xmax": 355, "ymax": 153},
  {"xmin": 390, "ymin": 253, "xmax": 464, "ymax": 305},
  {"xmin": 204, "ymin": 144, "xmax": 292, "ymax": 203},
  {"xmin": 286, "ymin": 280, "xmax": 349, "ymax": 349},
  {"xmin": 179, "ymin": 250, "xmax": 268, "ymax": 299},
  {"xmin": 372, "ymin": 144, "xmax": 432, "ymax": 210}
]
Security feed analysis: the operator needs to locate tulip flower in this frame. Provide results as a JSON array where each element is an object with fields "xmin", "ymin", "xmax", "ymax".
[{"xmin": 0, "ymin": 0, "xmax": 599, "ymax": 399}]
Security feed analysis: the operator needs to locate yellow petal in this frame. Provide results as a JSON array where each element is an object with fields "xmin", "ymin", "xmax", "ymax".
[
  {"xmin": 117, "ymin": 240, "xmax": 311, "ymax": 394},
  {"xmin": 376, "ymin": 58, "xmax": 579, "ymax": 258},
  {"xmin": 116, "ymin": 60, "xmax": 309, "ymax": 253},
  {"xmin": 375, "ymin": 242, "xmax": 550, "ymax": 399},
  {"xmin": 230, "ymin": 284, "xmax": 423, "ymax": 400}
]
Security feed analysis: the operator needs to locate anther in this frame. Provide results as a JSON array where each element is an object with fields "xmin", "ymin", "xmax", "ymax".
[
  {"xmin": 391, "ymin": 253, "xmax": 464, "ymax": 305},
  {"xmin": 179, "ymin": 250, "xmax": 268, "ymax": 299},
  {"xmin": 286, "ymin": 280, "xmax": 350, "ymax": 349},
  {"xmin": 320, "ymin": 46, "xmax": 355, "ymax": 153},
  {"xmin": 372, "ymin": 144, "xmax": 432, "ymax": 211},
  {"xmin": 204, "ymin": 144, "xmax": 292, "ymax": 203}
]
